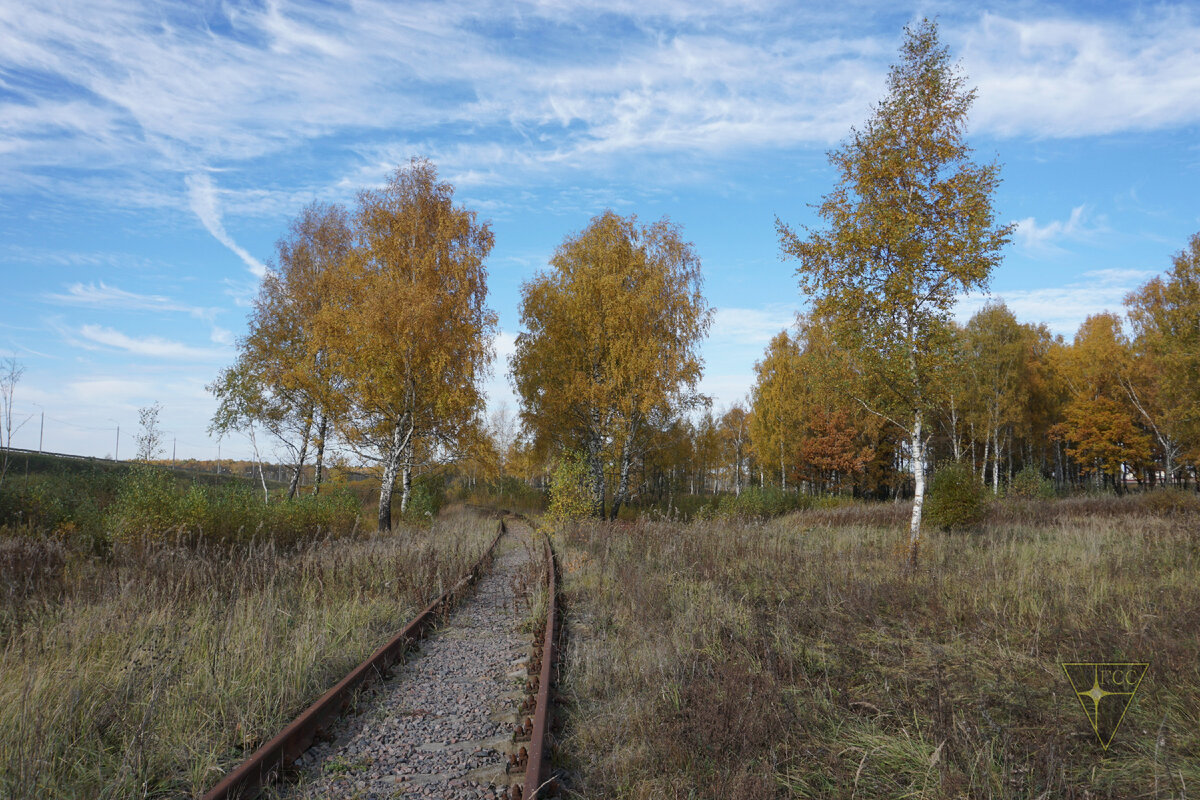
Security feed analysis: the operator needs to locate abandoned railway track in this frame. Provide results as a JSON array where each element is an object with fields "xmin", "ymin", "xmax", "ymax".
[{"xmin": 202, "ymin": 514, "xmax": 560, "ymax": 800}]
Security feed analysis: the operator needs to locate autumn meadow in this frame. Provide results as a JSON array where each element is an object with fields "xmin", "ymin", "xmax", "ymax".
[{"xmin": 2, "ymin": 17, "xmax": 1198, "ymax": 800}]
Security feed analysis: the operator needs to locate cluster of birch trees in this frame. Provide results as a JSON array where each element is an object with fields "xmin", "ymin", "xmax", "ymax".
[
  {"xmin": 745, "ymin": 252, "xmax": 1200, "ymax": 500},
  {"xmin": 211, "ymin": 158, "xmax": 496, "ymax": 531}
]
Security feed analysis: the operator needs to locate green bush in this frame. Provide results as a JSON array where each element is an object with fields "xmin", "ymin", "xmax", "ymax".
[
  {"xmin": 1009, "ymin": 466, "xmax": 1056, "ymax": 499},
  {"xmin": 105, "ymin": 466, "xmax": 181, "ymax": 543},
  {"xmin": 105, "ymin": 467, "xmax": 359, "ymax": 546},
  {"xmin": 547, "ymin": 452, "xmax": 593, "ymax": 523},
  {"xmin": 402, "ymin": 474, "xmax": 446, "ymax": 521},
  {"xmin": 717, "ymin": 486, "xmax": 812, "ymax": 519},
  {"xmin": 924, "ymin": 461, "xmax": 989, "ymax": 531}
]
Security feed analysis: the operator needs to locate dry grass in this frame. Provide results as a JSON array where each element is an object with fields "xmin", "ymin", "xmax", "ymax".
[
  {"xmin": 0, "ymin": 508, "xmax": 497, "ymax": 799},
  {"xmin": 556, "ymin": 496, "xmax": 1200, "ymax": 799}
]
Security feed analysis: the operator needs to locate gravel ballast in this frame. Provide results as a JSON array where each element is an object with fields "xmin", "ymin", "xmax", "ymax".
[{"xmin": 283, "ymin": 524, "xmax": 539, "ymax": 800}]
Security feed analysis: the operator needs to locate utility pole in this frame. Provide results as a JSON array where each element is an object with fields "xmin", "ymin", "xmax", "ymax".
[
  {"xmin": 38, "ymin": 411, "xmax": 43, "ymax": 453},
  {"xmin": 115, "ymin": 425, "xmax": 119, "ymax": 461},
  {"xmin": 172, "ymin": 438, "xmax": 176, "ymax": 467}
]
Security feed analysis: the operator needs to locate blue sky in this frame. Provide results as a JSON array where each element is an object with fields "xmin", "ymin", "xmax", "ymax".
[{"xmin": 2, "ymin": 1, "xmax": 1199, "ymax": 461}]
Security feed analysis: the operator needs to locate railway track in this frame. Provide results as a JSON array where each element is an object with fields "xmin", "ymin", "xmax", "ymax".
[{"xmin": 203, "ymin": 514, "xmax": 560, "ymax": 800}]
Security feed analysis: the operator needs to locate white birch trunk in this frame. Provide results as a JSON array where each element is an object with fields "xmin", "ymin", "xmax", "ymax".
[
  {"xmin": 312, "ymin": 412, "xmax": 328, "ymax": 496},
  {"xmin": 286, "ymin": 413, "xmax": 312, "ymax": 501},
  {"xmin": 377, "ymin": 417, "xmax": 413, "ymax": 532},
  {"xmin": 908, "ymin": 408, "xmax": 925, "ymax": 567}
]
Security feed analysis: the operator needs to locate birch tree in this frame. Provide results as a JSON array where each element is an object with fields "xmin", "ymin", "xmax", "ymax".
[
  {"xmin": 777, "ymin": 19, "xmax": 1012, "ymax": 566},
  {"xmin": 511, "ymin": 211, "xmax": 711, "ymax": 519},
  {"xmin": 211, "ymin": 202, "xmax": 351, "ymax": 500},
  {"xmin": 0, "ymin": 356, "xmax": 25, "ymax": 490},
  {"xmin": 1053, "ymin": 313, "xmax": 1151, "ymax": 492},
  {"xmin": 1125, "ymin": 232, "xmax": 1200, "ymax": 484},
  {"xmin": 749, "ymin": 331, "xmax": 805, "ymax": 490},
  {"xmin": 962, "ymin": 302, "xmax": 1027, "ymax": 494},
  {"xmin": 719, "ymin": 403, "xmax": 750, "ymax": 496},
  {"xmin": 331, "ymin": 158, "xmax": 496, "ymax": 532}
]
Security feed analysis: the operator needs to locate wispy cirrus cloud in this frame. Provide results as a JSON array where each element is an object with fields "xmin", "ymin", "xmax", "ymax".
[
  {"xmin": 46, "ymin": 281, "xmax": 220, "ymax": 319},
  {"xmin": 956, "ymin": 268, "xmax": 1157, "ymax": 338},
  {"xmin": 1012, "ymin": 205, "xmax": 1105, "ymax": 255},
  {"xmin": 710, "ymin": 305, "xmax": 797, "ymax": 346},
  {"xmin": 185, "ymin": 174, "xmax": 268, "ymax": 278},
  {"xmin": 3, "ymin": 2, "xmax": 1200, "ymax": 226},
  {"xmin": 66, "ymin": 323, "xmax": 230, "ymax": 361},
  {"xmin": 965, "ymin": 10, "xmax": 1200, "ymax": 138}
]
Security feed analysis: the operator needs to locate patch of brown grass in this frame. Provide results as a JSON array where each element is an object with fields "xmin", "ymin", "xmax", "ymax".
[
  {"xmin": 0, "ymin": 508, "xmax": 497, "ymax": 799},
  {"xmin": 556, "ymin": 496, "xmax": 1200, "ymax": 799}
]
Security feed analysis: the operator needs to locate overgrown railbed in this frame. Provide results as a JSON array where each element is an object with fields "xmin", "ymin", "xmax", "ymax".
[
  {"xmin": 557, "ymin": 496, "xmax": 1200, "ymax": 798},
  {"xmin": 0, "ymin": 509, "xmax": 496, "ymax": 799}
]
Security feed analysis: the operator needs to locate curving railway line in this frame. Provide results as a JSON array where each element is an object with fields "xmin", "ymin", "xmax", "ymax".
[{"xmin": 203, "ymin": 515, "xmax": 560, "ymax": 800}]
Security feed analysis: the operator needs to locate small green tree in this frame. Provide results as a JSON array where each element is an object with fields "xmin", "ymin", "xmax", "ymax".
[
  {"xmin": 546, "ymin": 451, "xmax": 593, "ymax": 524},
  {"xmin": 777, "ymin": 19, "xmax": 1012, "ymax": 567},
  {"xmin": 924, "ymin": 461, "xmax": 989, "ymax": 531}
]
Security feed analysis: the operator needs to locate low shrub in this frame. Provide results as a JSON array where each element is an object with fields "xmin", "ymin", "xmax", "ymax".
[
  {"xmin": 717, "ymin": 486, "xmax": 816, "ymax": 518},
  {"xmin": 1133, "ymin": 487, "xmax": 1200, "ymax": 516},
  {"xmin": 105, "ymin": 467, "xmax": 360, "ymax": 546},
  {"xmin": 547, "ymin": 452, "xmax": 593, "ymax": 523},
  {"xmin": 1008, "ymin": 465, "xmax": 1056, "ymax": 499},
  {"xmin": 924, "ymin": 461, "xmax": 989, "ymax": 531},
  {"xmin": 402, "ymin": 474, "xmax": 446, "ymax": 521}
]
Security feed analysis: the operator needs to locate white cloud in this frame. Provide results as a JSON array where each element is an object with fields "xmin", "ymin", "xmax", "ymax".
[
  {"xmin": 210, "ymin": 326, "xmax": 234, "ymax": 346},
  {"xmin": 186, "ymin": 174, "xmax": 268, "ymax": 278},
  {"xmin": 6, "ymin": 4, "xmax": 1200, "ymax": 209},
  {"xmin": 1012, "ymin": 205, "xmax": 1104, "ymax": 254},
  {"xmin": 965, "ymin": 12, "xmax": 1200, "ymax": 139},
  {"xmin": 46, "ymin": 281, "xmax": 218, "ymax": 319},
  {"xmin": 709, "ymin": 305, "xmax": 796, "ymax": 346},
  {"xmin": 63, "ymin": 377, "xmax": 158, "ymax": 404},
  {"xmin": 75, "ymin": 324, "xmax": 229, "ymax": 361},
  {"xmin": 956, "ymin": 268, "xmax": 1157, "ymax": 337}
]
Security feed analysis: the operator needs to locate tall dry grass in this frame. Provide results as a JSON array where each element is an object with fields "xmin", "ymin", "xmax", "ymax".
[
  {"xmin": 0, "ymin": 509, "xmax": 497, "ymax": 799},
  {"xmin": 557, "ymin": 496, "xmax": 1200, "ymax": 799}
]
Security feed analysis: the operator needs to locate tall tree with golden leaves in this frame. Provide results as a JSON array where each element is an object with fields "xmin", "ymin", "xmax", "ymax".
[
  {"xmin": 1125, "ymin": 232, "xmax": 1200, "ymax": 484},
  {"xmin": 211, "ymin": 201, "xmax": 352, "ymax": 500},
  {"xmin": 1052, "ymin": 313, "xmax": 1151, "ymax": 492},
  {"xmin": 749, "ymin": 330, "xmax": 806, "ymax": 490},
  {"xmin": 961, "ymin": 302, "xmax": 1028, "ymax": 494},
  {"xmin": 511, "ymin": 211, "xmax": 711, "ymax": 519},
  {"xmin": 328, "ymin": 158, "xmax": 496, "ymax": 532},
  {"xmin": 718, "ymin": 403, "xmax": 750, "ymax": 496},
  {"xmin": 777, "ymin": 19, "xmax": 1012, "ymax": 566}
]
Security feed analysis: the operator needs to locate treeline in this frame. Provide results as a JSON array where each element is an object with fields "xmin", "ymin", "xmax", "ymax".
[
  {"xmin": 477, "ymin": 233, "xmax": 1200, "ymax": 507},
  {"xmin": 744, "ymin": 238, "xmax": 1200, "ymax": 499}
]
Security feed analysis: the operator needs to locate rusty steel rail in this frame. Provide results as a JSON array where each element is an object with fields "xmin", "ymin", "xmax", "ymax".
[
  {"xmin": 515, "ymin": 529, "xmax": 559, "ymax": 800},
  {"xmin": 203, "ymin": 519, "xmax": 507, "ymax": 800}
]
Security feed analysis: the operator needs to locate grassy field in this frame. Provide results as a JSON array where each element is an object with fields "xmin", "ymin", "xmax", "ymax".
[
  {"xmin": 0, "ymin": 507, "xmax": 498, "ymax": 799},
  {"xmin": 556, "ymin": 494, "xmax": 1200, "ymax": 799}
]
